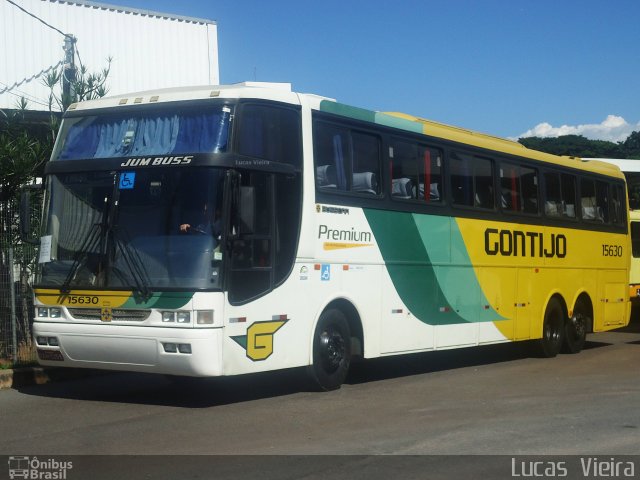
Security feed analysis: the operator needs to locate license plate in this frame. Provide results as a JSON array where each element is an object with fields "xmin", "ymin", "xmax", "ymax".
[{"xmin": 37, "ymin": 349, "xmax": 64, "ymax": 361}]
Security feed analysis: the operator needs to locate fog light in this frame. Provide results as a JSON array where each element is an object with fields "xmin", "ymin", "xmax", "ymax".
[
  {"xmin": 163, "ymin": 343, "xmax": 177, "ymax": 353},
  {"xmin": 36, "ymin": 336, "xmax": 48, "ymax": 346},
  {"xmin": 47, "ymin": 337, "xmax": 59, "ymax": 347},
  {"xmin": 176, "ymin": 311, "xmax": 191, "ymax": 324},
  {"xmin": 49, "ymin": 308, "xmax": 62, "ymax": 318},
  {"xmin": 162, "ymin": 311, "xmax": 175, "ymax": 323},
  {"xmin": 37, "ymin": 307, "xmax": 49, "ymax": 318},
  {"xmin": 178, "ymin": 343, "xmax": 192, "ymax": 354},
  {"xmin": 196, "ymin": 310, "xmax": 214, "ymax": 325}
]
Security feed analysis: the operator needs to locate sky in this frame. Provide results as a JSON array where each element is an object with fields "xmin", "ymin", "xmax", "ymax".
[{"xmin": 89, "ymin": 0, "xmax": 640, "ymax": 141}]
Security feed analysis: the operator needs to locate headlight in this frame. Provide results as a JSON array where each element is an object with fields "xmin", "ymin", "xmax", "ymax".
[
  {"xmin": 49, "ymin": 308, "xmax": 62, "ymax": 318},
  {"xmin": 37, "ymin": 307, "xmax": 49, "ymax": 318},
  {"xmin": 162, "ymin": 311, "xmax": 175, "ymax": 323},
  {"xmin": 176, "ymin": 311, "xmax": 191, "ymax": 324}
]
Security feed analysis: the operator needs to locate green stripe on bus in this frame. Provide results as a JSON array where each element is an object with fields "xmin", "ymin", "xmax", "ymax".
[
  {"xmin": 364, "ymin": 209, "xmax": 504, "ymax": 325},
  {"xmin": 319, "ymin": 101, "xmax": 423, "ymax": 134},
  {"xmin": 320, "ymin": 101, "xmax": 376, "ymax": 123}
]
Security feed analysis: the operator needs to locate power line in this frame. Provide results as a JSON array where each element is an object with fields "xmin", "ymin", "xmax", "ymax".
[
  {"xmin": 4, "ymin": 0, "xmax": 72, "ymax": 40},
  {"xmin": 0, "ymin": 82, "xmax": 50, "ymax": 107},
  {"xmin": 0, "ymin": 60, "xmax": 65, "ymax": 96},
  {"xmin": 2, "ymin": 0, "xmax": 82, "ymax": 102}
]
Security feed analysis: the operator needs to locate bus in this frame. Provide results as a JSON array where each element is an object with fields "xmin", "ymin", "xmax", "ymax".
[
  {"xmin": 24, "ymin": 82, "xmax": 631, "ymax": 391},
  {"xmin": 584, "ymin": 158, "xmax": 640, "ymax": 306}
]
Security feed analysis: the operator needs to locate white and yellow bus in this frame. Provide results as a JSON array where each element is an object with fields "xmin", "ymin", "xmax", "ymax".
[{"xmin": 27, "ymin": 82, "xmax": 630, "ymax": 390}]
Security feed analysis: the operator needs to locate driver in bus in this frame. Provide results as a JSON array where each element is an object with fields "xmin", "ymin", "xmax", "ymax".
[{"xmin": 179, "ymin": 203, "xmax": 222, "ymax": 239}]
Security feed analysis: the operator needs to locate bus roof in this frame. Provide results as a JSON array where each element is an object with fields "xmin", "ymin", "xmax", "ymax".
[
  {"xmin": 64, "ymin": 82, "xmax": 626, "ymax": 179},
  {"xmin": 66, "ymin": 82, "xmax": 303, "ymax": 112}
]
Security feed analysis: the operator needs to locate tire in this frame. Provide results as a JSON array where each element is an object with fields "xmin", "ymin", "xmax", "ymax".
[
  {"xmin": 537, "ymin": 297, "xmax": 565, "ymax": 358},
  {"xmin": 308, "ymin": 308, "xmax": 351, "ymax": 391},
  {"xmin": 562, "ymin": 300, "xmax": 588, "ymax": 354}
]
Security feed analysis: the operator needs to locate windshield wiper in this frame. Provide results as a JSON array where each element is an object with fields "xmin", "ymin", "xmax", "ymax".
[
  {"xmin": 112, "ymin": 226, "xmax": 152, "ymax": 301},
  {"xmin": 60, "ymin": 223, "xmax": 104, "ymax": 294}
]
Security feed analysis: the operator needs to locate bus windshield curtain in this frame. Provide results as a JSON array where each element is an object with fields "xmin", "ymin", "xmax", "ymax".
[{"xmin": 59, "ymin": 111, "xmax": 228, "ymax": 159}]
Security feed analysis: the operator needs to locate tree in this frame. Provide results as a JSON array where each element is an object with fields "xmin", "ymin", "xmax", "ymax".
[
  {"xmin": 621, "ymin": 131, "xmax": 640, "ymax": 159},
  {"xmin": 42, "ymin": 57, "xmax": 112, "ymax": 135},
  {"xmin": 0, "ymin": 101, "xmax": 51, "ymax": 201},
  {"xmin": 1, "ymin": 57, "xmax": 112, "ymax": 202},
  {"xmin": 518, "ymin": 135, "xmax": 625, "ymax": 158},
  {"xmin": 0, "ymin": 60, "xmax": 111, "ymax": 364}
]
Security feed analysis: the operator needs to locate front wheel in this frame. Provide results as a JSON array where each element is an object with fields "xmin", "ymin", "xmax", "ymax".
[
  {"xmin": 308, "ymin": 309, "xmax": 351, "ymax": 391},
  {"xmin": 536, "ymin": 297, "xmax": 565, "ymax": 358}
]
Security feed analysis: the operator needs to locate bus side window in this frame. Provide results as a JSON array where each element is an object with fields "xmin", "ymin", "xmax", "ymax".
[
  {"xmin": 313, "ymin": 121, "xmax": 381, "ymax": 196},
  {"xmin": 522, "ymin": 167, "xmax": 540, "ymax": 214},
  {"xmin": 561, "ymin": 173, "xmax": 577, "ymax": 218},
  {"xmin": 390, "ymin": 140, "xmax": 417, "ymax": 199},
  {"xmin": 451, "ymin": 152, "xmax": 474, "ymax": 207},
  {"xmin": 544, "ymin": 172, "xmax": 562, "ymax": 217},
  {"xmin": 611, "ymin": 184, "xmax": 626, "ymax": 226},
  {"xmin": 580, "ymin": 178, "xmax": 605, "ymax": 222},
  {"xmin": 420, "ymin": 146, "xmax": 443, "ymax": 202},
  {"xmin": 451, "ymin": 152, "xmax": 494, "ymax": 209},
  {"xmin": 500, "ymin": 162, "xmax": 539, "ymax": 213},
  {"xmin": 238, "ymin": 104, "xmax": 302, "ymax": 167},
  {"xmin": 391, "ymin": 143, "xmax": 443, "ymax": 203},
  {"xmin": 596, "ymin": 180, "xmax": 610, "ymax": 223},
  {"xmin": 314, "ymin": 121, "xmax": 349, "ymax": 191},
  {"xmin": 351, "ymin": 132, "xmax": 381, "ymax": 195}
]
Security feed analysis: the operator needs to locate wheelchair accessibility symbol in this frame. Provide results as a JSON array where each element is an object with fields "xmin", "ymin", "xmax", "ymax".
[
  {"xmin": 119, "ymin": 172, "xmax": 136, "ymax": 190},
  {"xmin": 320, "ymin": 264, "xmax": 330, "ymax": 281}
]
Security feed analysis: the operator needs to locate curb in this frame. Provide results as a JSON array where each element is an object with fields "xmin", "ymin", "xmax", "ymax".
[{"xmin": 0, "ymin": 367, "xmax": 107, "ymax": 390}]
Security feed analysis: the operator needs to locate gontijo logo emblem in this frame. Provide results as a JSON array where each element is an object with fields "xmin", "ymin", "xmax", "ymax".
[{"xmin": 231, "ymin": 317, "xmax": 289, "ymax": 361}]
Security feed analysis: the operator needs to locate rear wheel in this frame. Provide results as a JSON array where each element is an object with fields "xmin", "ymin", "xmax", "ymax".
[
  {"xmin": 563, "ymin": 300, "xmax": 588, "ymax": 354},
  {"xmin": 537, "ymin": 297, "xmax": 565, "ymax": 358},
  {"xmin": 308, "ymin": 309, "xmax": 351, "ymax": 391}
]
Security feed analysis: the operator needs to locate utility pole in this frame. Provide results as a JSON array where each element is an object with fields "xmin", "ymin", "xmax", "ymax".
[{"xmin": 62, "ymin": 34, "xmax": 77, "ymax": 106}]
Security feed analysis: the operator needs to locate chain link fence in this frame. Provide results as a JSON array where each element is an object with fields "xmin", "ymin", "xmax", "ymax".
[{"xmin": 1, "ymin": 195, "xmax": 40, "ymax": 367}]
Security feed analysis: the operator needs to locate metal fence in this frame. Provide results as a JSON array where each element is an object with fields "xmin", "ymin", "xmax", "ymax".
[{"xmin": 0, "ymin": 196, "xmax": 39, "ymax": 366}]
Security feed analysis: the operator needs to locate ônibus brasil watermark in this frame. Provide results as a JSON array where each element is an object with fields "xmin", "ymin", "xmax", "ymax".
[{"xmin": 8, "ymin": 456, "xmax": 73, "ymax": 480}]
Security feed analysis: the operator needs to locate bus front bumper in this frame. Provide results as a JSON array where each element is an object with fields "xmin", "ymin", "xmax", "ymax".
[{"xmin": 33, "ymin": 322, "xmax": 224, "ymax": 377}]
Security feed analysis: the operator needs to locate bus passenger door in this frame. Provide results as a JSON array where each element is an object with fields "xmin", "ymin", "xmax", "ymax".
[{"xmin": 225, "ymin": 171, "xmax": 275, "ymax": 305}]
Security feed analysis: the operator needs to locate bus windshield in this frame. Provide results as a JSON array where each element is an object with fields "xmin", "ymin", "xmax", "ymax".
[
  {"xmin": 51, "ymin": 105, "xmax": 231, "ymax": 160},
  {"xmin": 36, "ymin": 167, "xmax": 226, "ymax": 291}
]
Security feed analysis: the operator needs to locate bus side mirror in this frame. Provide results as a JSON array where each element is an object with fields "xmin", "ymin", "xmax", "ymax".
[{"xmin": 20, "ymin": 184, "xmax": 43, "ymax": 245}]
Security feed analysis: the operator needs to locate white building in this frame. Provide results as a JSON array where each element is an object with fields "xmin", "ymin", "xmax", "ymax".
[{"xmin": 0, "ymin": 0, "xmax": 219, "ymax": 111}]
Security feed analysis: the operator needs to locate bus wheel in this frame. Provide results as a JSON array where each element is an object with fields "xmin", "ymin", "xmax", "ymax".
[
  {"xmin": 537, "ymin": 297, "xmax": 565, "ymax": 358},
  {"xmin": 308, "ymin": 308, "xmax": 351, "ymax": 391},
  {"xmin": 563, "ymin": 302, "xmax": 588, "ymax": 354}
]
